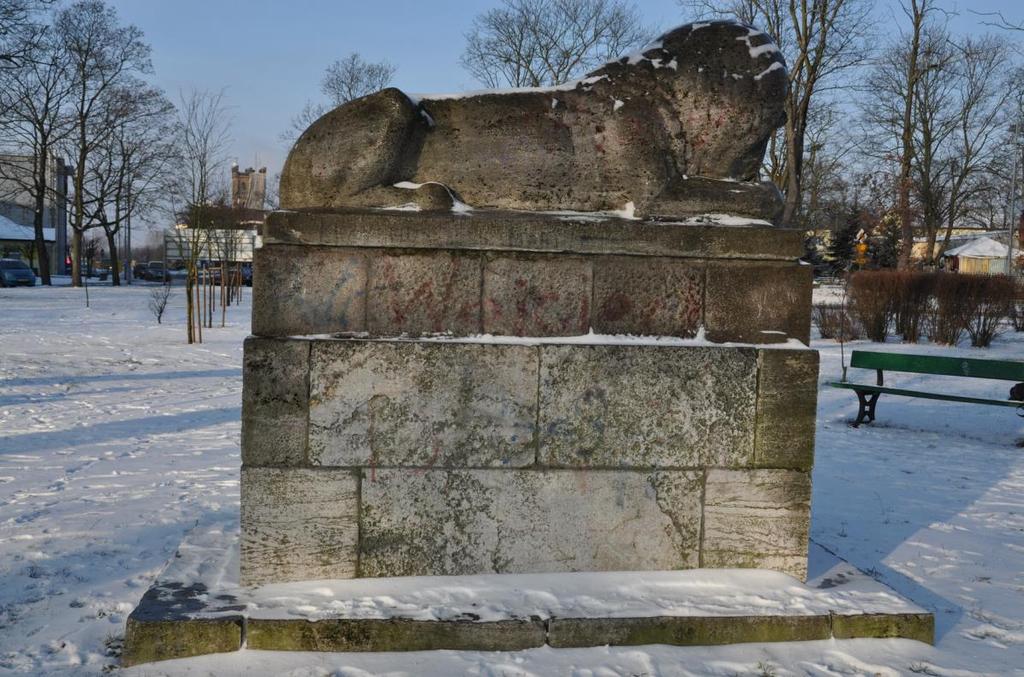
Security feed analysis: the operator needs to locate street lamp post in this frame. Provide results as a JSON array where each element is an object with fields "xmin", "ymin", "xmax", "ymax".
[{"xmin": 1010, "ymin": 118, "xmax": 1024, "ymax": 276}]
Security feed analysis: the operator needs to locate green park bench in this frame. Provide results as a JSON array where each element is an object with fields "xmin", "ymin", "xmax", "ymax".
[{"xmin": 830, "ymin": 350, "xmax": 1024, "ymax": 426}]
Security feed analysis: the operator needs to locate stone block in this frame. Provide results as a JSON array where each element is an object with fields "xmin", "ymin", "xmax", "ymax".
[
  {"xmin": 122, "ymin": 615, "xmax": 242, "ymax": 666},
  {"xmin": 702, "ymin": 469, "xmax": 811, "ymax": 580},
  {"xmin": 831, "ymin": 612, "xmax": 935, "ymax": 644},
  {"xmin": 367, "ymin": 251, "xmax": 482, "ymax": 336},
  {"xmin": 264, "ymin": 208, "xmax": 806, "ymax": 261},
  {"xmin": 308, "ymin": 340, "xmax": 538, "ymax": 468},
  {"xmin": 592, "ymin": 257, "xmax": 703, "ymax": 337},
  {"xmin": 240, "ymin": 468, "xmax": 359, "ymax": 586},
  {"xmin": 539, "ymin": 345, "xmax": 757, "ymax": 468},
  {"xmin": 241, "ymin": 338, "xmax": 310, "ymax": 466},
  {"xmin": 547, "ymin": 614, "xmax": 830, "ymax": 648},
  {"xmin": 359, "ymin": 469, "xmax": 703, "ymax": 577},
  {"xmin": 247, "ymin": 617, "xmax": 546, "ymax": 652},
  {"xmin": 483, "ymin": 255, "xmax": 591, "ymax": 336},
  {"xmin": 252, "ymin": 245, "xmax": 367, "ymax": 337},
  {"xmin": 755, "ymin": 348, "xmax": 819, "ymax": 470},
  {"xmin": 704, "ymin": 261, "xmax": 812, "ymax": 344}
]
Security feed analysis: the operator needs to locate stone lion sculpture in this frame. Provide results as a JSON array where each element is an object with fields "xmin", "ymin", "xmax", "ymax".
[{"xmin": 280, "ymin": 21, "xmax": 788, "ymax": 222}]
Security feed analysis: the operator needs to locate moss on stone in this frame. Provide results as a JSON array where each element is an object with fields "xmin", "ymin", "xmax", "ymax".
[{"xmin": 121, "ymin": 617, "xmax": 242, "ymax": 667}]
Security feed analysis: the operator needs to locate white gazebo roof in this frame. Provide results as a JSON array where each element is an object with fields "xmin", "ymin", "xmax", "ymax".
[{"xmin": 944, "ymin": 236, "xmax": 1008, "ymax": 259}]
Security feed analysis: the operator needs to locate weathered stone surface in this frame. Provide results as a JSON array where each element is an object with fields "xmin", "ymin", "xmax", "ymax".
[
  {"xmin": 281, "ymin": 23, "xmax": 787, "ymax": 222},
  {"xmin": 702, "ymin": 469, "xmax": 812, "ymax": 580},
  {"xmin": 592, "ymin": 257, "xmax": 703, "ymax": 337},
  {"xmin": 539, "ymin": 345, "xmax": 757, "ymax": 468},
  {"xmin": 247, "ymin": 617, "xmax": 547, "ymax": 652},
  {"xmin": 755, "ymin": 348, "xmax": 819, "ymax": 470},
  {"xmin": 252, "ymin": 245, "xmax": 367, "ymax": 337},
  {"xmin": 359, "ymin": 469, "xmax": 703, "ymax": 577},
  {"xmin": 263, "ymin": 209, "xmax": 805, "ymax": 260},
  {"xmin": 122, "ymin": 616, "xmax": 242, "ymax": 666},
  {"xmin": 831, "ymin": 612, "xmax": 935, "ymax": 644},
  {"xmin": 121, "ymin": 580, "xmax": 245, "ymax": 667},
  {"xmin": 308, "ymin": 340, "xmax": 538, "ymax": 468},
  {"xmin": 367, "ymin": 251, "xmax": 482, "ymax": 336},
  {"xmin": 241, "ymin": 468, "xmax": 359, "ymax": 585},
  {"xmin": 241, "ymin": 338, "xmax": 309, "ymax": 466},
  {"xmin": 547, "ymin": 614, "xmax": 830, "ymax": 648},
  {"xmin": 705, "ymin": 260, "xmax": 813, "ymax": 344},
  {"xmin": 483, "ymin": 255, "xmax": 591, "ymax": 336}
]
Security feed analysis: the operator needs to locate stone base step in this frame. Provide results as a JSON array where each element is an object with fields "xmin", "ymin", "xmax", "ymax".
[{"xmin": 122, "ymin": 520, "xmax": 933, "ymax": 667}]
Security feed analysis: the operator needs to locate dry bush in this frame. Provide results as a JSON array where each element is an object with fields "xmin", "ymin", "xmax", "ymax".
[
  {"xmin": 929, "ymin": 274, "xmax": 971, "ymax": 345},
  {"xmin": 1013, "ymin": 278, "xmax": 1024, "ymax": 332},
  {"xmin": 892, "ymin": 271, "xmax": 936, "ymax": 343},
  {"xmin": 962, "ymin": 274, "xmax": 1016, "ymax": 348},
  {"xmin": 813, "ymin": 304, "xmax": 862, "ymax": 340},
  {"xmin": 149, "ymin": 283, "xmax": 172, "ymax": 324},
  {"xmin": 848, "ymin": 271, "xmax": 900, "ymax": 342}
]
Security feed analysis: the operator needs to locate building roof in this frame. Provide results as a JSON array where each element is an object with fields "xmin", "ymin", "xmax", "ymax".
[
  {"xmin": 0, "ymin": 214, "xmax": 55, "ymax": 242},
  {"xmin": 944, "ymin": 236, "xmax": 1009, "ymax": 259}
]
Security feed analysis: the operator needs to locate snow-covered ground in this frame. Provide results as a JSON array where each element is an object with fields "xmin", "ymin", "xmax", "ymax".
[{"xmin": 1, "ymin": 282, "xmax": 1022, "ymax": 676}]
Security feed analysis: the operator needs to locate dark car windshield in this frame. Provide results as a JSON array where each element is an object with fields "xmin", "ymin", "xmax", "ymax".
[{"xmin": 0, "ymin": 259, "xmax": 30, "ymax": 270}]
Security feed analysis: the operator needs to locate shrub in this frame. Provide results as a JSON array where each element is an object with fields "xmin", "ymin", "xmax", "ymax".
[
  {"xmin": 892, "ymin": 271, "xmax": 936, "ymax": 343},
  {"xmin": 812, "ymin": 304, "xmax": 862, "ymax": 341},
  {"xmin": 1013, "ymin": 278, "xmax": 1024, "ymax": 332},
  {"xmin": 962, "ymin": 274, "xmax": 1015, "ymax": 348},
  {"xmin": 149, "ymin": 283, "xmax": 172, "ymax": 324},
  {"xmin": 848, "ymin": 271, "xmax": 900, "ymax": 342},
  {"xmin": 929, "ymin": 274, "xmax": 971, "ymax": 345}
]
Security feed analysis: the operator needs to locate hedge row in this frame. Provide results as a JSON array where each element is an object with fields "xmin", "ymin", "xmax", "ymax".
[{"xmin": 815, "ymin": 272, "xmax": 1020, "ymax": 348}]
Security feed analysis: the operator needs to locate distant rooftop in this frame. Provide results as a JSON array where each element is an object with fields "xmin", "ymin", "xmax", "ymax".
[{"xmin": 0, "ymin": 214, "xmax": 55, "ymax": 242}]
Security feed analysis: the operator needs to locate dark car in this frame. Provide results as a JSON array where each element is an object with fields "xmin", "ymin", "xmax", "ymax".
[
  {"xmin": 140, "ymin": 261, "xmax": 169, "ymax": 282},
  {"xmin": 0, "ymin": 258, "xmax": 36, "ymax": 287}
]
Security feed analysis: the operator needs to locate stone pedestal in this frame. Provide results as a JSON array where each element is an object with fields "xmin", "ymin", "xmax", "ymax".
[{"xmin": 240, "ymin": 209, "xmax": 817, "ymax": 587}]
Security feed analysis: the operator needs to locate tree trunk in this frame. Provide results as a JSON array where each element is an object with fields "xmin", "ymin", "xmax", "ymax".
[
  {"xmin": 221, "ymin": 260, "xmax": 227, "ymax": 326},
  {"xmin": 33, "ymin": 151, "xmax": 51, "ymax": 285},
  {"xmin": 781, "ymin": 109, "xmax": 804, "ymax": 226},
  {"xmin": 109, "ymin": 232, "xmax": 121, "ymax": 284},
  {"xmin": 924, "ymin": 228, "xmax": 937, "ymax": 267},
  {"xmin": 71, "ymin": 229, "xmax": 82, "ymax": 286},
  {"xmin": 897, "ymin": 1, "xmax": 925, "ymax": 270},
  {"xmin": 186, "ymin": 275, "xmax": 195, "ymax": 344}
]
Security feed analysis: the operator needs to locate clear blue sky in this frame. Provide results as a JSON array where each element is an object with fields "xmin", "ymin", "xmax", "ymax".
[{"xmin": 107, "ymin": 0, "xmax": 1022, "ymax": 190}]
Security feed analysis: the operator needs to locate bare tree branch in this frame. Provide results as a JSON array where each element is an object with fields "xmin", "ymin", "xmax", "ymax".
[{"xmin": 461, "ymin": 0, "xmax": 650, "ymax": 88}]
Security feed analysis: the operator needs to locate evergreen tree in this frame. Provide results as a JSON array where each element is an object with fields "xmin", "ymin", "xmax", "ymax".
[
  {"xmin": 869, "ymin": 213, "xmax": 902, "ymax": 269},
  {"xmin": 826, "ymin": 207, "xmax": 861, "ymax": 275}
]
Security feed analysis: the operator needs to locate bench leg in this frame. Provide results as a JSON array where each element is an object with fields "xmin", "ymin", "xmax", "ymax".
[{"xmin": 853, "ymin": 390, "xmax": 880, "ymax": 427}]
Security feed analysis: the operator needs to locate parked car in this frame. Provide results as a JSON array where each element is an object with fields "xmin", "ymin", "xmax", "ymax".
[
  {"xmin": 140, "ymin": 261, "xmax": 169, "ymax": 282},
  {"xmin": 0, "ymin": 258, "xmax": 36, "ymax": 287}
]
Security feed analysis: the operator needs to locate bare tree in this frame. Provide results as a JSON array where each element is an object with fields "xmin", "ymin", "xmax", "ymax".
[
  {"xmin": 56, "ymin": 0, "xmax": 152, "ymax": 287},
  {"xmin": 148, "ymin": 281, "xmax": 171, "ymax": 323},
  {"xmin": 462, "ymin": 0, "xmax": 649, "ymax": 88},
  {"xmin": 933, "ymin": 36, "xmax": 1011, "ymax": 261},
  {"xmin": 907, "ymin": 26, "xmax": 958, "ymax": 265},
  {"xmin": 0, "ymin": 23, "xmax": 72, "ymax": 284},
  {"xmin": 86, "ymin": 82, "xmax": 175, "ymax": 285},
  {"xmin": 892, "ymin": 0, "xmax": 935, "ymax": 269},
  {"xmin": 282, "ymin": 53, "xmax": 395, "ymax": 142},
  {"xmin": 0, "ymin": 0, "xmax": 53, "ymax": 71},
  {"xmin": 682, "ymin": 0, "xmax": 873, "ymax": 226},
  {"xmin": 168, "ymin": 88, "xmax": 231, "ymax": 344},
  {"xmin": 322, "ymin": 53, "xmax": 396, "ymax": 105}
]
